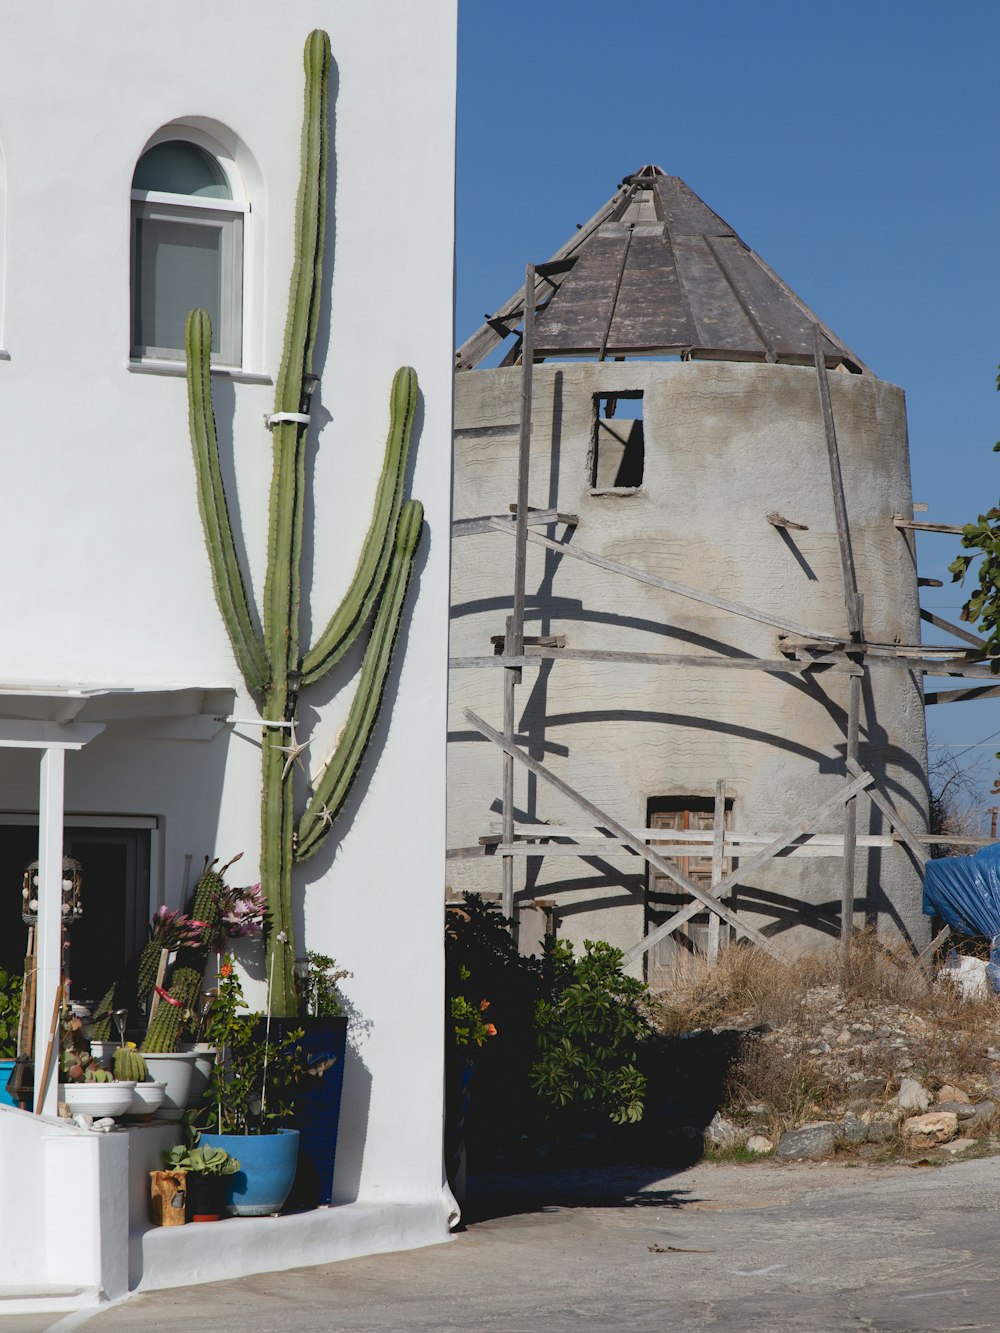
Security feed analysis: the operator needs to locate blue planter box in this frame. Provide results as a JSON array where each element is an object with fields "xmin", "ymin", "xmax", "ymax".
[
  {"xmin": 0, "ymin": 1059, "xmax": 16, "ymax": 1107},
  {"xmin": 252, "ymin": 1016, "xmax": 347, "ymax": 1209},
  {"xmin": 200, "ymin": 1128, "xmax": 300, "ymax": 1216}
]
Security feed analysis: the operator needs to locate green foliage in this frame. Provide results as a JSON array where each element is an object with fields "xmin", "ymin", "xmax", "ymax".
[
  {"xmin": 444, "ymin": 896, "xmax": 655, "ymax": 1139},
  {"xmin": 948, "ymin": 365, "xmax": 1000, "ymax": 660},
  {"xmin": 449, "ymin": 966, "xmax": 497, "ymax": 1049},
  {"xmin": 0, "ymin": 969, "xmax": 22, "ymax": 1059},
  {"xmin": 185, "ymin": 30, "xmax": 424, "ymax": 1014},
  {"xmin": 196, "ymin": 959, "xmax": 306, "ymax": 1136},
  {"xmin": 162, "ymin": 1143, "xmax": 239, "ymax": 1176},
  {"xmin": 294, "ymin": 952, "xmax": 349, "ymax": 1017},
  {"xmin": 530, "ymin": 940, "xmax": 650, "ymax": 1126}
]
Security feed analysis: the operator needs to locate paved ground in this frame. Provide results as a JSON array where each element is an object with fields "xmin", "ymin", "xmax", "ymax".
[{"xmin": 10, "ymin": 1156, "xmax": 1000, "ymax": 1331}]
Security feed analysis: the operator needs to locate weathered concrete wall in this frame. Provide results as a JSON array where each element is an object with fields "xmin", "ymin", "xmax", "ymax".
[{"xmin": 448, "ymin": 360, "xmax": 929, "ymax": 970}]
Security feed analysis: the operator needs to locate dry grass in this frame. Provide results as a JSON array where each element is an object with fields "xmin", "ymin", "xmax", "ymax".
[{"xmin": 650, "ymin": 929, "xmax": 1000, "ymax": 1143}]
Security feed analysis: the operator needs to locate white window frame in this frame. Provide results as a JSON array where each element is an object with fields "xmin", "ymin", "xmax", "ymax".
[{"xmin": 129, "ymin": 130, "xmax": 247, "ymax": 370}]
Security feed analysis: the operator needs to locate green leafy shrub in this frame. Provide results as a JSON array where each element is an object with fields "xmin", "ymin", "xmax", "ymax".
[
  {"xmin": 0, "ymin": 969, "xmax": 22, "ymax": 1059},
  {"xmin": 530, "ymin": 940, "xmax": 650, "ymax": 1126}
]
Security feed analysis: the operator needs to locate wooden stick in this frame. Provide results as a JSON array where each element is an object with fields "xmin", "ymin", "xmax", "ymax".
[
  {"xmin": 813, "ymin": 323, "xmax": 863, "ymax": 640},
  {"xmin": 707, "ymin": 779, "xmax": 727, "ymax": 965},
  {"xmin": 916, "ymin": 924, "xmax": 951, "ymax": 966},
  {"xmin": 147, "ymin": 947, "xmax": 169, "ymax": 1022},
  {"xmin": 920, "ymin": 607, "xmax": 987, "ymax": 650},
  {"xmin": 488, "ymin": 522, "xmax": 846, "ymax": 644},
  {"xmin": 635, "ymin": 770, "xmax": 876, "ymax": 951},
  {"xmin": 17, "ymin": 925, "xmax": 36, "ymax": 1061},
  {"xmin": 893, "ymin": 518, "xmax": 965, "ymax": 534},
  {"xmin": 926, "ymin": 684, "xmax": 1000, "ymax": 705},
  {"xmin": 846, "ymin": 758, "xmax": 929, "ymax": 866},
  {"xmin": 450, "ymin": 648, "xmax": 854, "ymax": 673},
  {"xmin": 842, "ymin": 673, "xmax": 862, "ymax": 946},
  {"xmin": 463, "ymin": 708, "xmax": 784, "ymax": 959},
  {"xmin": 35, "ymin": 983, "xmax": 63, "ymax": 1116}
]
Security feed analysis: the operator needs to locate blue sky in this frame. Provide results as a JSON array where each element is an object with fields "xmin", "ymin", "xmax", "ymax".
[{"xmin": 456, "ymin": 0, "xmax": 1000, "ymax": 807}]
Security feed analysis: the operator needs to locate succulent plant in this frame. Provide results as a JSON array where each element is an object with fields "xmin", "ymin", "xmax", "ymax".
[
  {"xmin": 112, "ymin": 1043, "xmax": 148, "ymax": 1082},
  {"xmin": 185, "ymin": 30, "xmax": 423, "ymax": 1014}
]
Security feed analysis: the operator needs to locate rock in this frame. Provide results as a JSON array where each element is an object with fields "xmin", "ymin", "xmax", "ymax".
[
  {"xmin": 936, "ymin": 1101, "xmax": 978, "ymax": 1121},
  {"xmin": 836, "ymin": 1029, "xmax": 852, "ymax": 1045},
  {"xmin": 847, "ymin": 1076, "xmax": 886, "ymax": 1098},
  {"xmin": 745, "ymin": 1135, "xmax": 773, "ymax": 1155},
  {"xmin": 704, "ymin": 1113, "xmax": 740, "ymax": 1149},
  {"xmin": 937, "ymin": 1083, "xmax": 970, "ymax": 1104},
  {"xmin": 898, "ymin": 1077, "xmax": 932, "ymax": 1112},
  {"xmin": 902, "ymin": 1111, "xmax": 959, "ymax": 1147},
  {"xmin": 939, "ymin": 1137, "xmax": 977, "ymax": 1156},
  {"xmin": 775, "ymin": 1122, "xmax": 839, "ymax": 1161},
  {"xmin": 966, "ymin": 1101, "xmax": 996, "ymax": 1128},
  {"xmin": 842, "ymin": 1113, "xmax": 867, "ymax": 1144},
  {"xmin": 866, "ymin": 1115, "xmax": 899, "ymax": 1143}
]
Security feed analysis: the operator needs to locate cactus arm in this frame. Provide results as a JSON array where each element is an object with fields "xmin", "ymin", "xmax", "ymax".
[
  {"xmin": 300, "ymin": 367, "xmax": 418, "ymax": 685},
  {"xmin": 186, "ymin": 309, "xmax": 270, "ymax": 694},
  {"xmin": 263, "ymin": 28, "xmax": 331, "ymax": 692},
  {"xmin": 295, "ymin": 500, "xmax": 423, "ymax": 861}
]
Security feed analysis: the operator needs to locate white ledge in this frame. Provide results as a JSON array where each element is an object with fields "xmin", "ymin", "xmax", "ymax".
[{"xmin": 127, "ymin": 359, "xmax": 272, "ymax": 385}]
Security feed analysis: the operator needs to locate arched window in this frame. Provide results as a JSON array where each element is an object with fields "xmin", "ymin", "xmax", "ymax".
[{"xmin": 130, "ymin": 136, "xmax": 245, "ymax": 366}]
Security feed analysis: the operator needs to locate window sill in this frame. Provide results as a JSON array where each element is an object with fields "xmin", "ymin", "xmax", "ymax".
[
  {"xmin": 127, "ymin": 359, "xmax": 272, "ymax": 385},
  {"xmin": 589, "ymin": 486, "xmax": 642, "ymax": 497}
]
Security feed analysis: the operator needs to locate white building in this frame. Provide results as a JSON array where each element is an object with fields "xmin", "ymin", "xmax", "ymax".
[{"xmin": 0, "ymin": 1, "xmax": 456, "ymax": 1311}]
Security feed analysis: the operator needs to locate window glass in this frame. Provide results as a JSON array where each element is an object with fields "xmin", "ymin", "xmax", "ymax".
[
  {"xmin": 133, "ymin": 214, "xmax": 223, "ymax": 356},
  {"xmin": 132, "ymin": 140, "xmax": 231, "ymax": 199}
]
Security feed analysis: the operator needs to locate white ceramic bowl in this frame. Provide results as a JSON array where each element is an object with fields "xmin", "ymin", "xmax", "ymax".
[
  {"xmin": 128, "ymin": 1080, "xmax": 167, "ymax": 1119},
  {"xmin": 59, "ymin": 1081, "xmax": 137, "ymax": 1119}
]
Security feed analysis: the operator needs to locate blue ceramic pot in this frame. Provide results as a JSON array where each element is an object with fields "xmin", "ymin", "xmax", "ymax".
[
  {"xmin": 0, "ymin": 1059, "xmax": 16, "ymax": 1108},
  {"xmin": 200, "ymin": 1129, "xmax": 300, "ymax": 1216},
  {"xmin": 252, "ymin": 1017, "xmax": 347, "ymax": 1208}
]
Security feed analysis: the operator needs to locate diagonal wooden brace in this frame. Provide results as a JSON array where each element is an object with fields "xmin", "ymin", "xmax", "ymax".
[
  {"xmin": 629, "ymin": 768, "xmax": 875, "ymax": 960},
  {"xmin": 463, "ymin": 708, "xmax": 784, "ymax": 959},
  {"xmin": 846, "ymin": 758, "xmax": 929, "ymax": 867}
]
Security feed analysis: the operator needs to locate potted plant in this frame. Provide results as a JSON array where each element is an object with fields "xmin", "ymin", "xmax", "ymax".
[
  {"xmin": 193, "ymin": 959, "xmax": 306, "ymax": 1215},
  {"xmin": 161, "ymin": 1142, "xmax": 240, "ymax": 1222},
  {"xmin": 58, "ymin": 1048, "xmax": 136, "ymax": 1120},
  {"xmin": 113, "ymin": 1043, "xmax": 167, "ymax": 1120},
  {"xmin": 0, "ymin": 968, "xmax": 22, "ymax": 1108}
]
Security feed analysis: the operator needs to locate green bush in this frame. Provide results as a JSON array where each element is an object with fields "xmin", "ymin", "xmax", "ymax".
[
  {"xmin": 0, "ymin": 970, "xmax": 23, "ymax": 1060},
  {"xmin": 444, "ymin": 897, "xmax": 654, "ymax": 1143},
  {"xmin": 530, "ymin": 940, "xmax": 649, "ymax": 1126}
]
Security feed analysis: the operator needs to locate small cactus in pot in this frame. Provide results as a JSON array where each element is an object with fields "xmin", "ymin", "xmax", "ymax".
[{"xmin": 113, "ymin": 1043, "xmax": 148, "ymax": 1083}]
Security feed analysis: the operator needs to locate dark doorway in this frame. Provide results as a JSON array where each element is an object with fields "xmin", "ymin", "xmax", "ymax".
[{"xmin": 0, "ymin": 824, "xmax": 152, "ymax": 1009}]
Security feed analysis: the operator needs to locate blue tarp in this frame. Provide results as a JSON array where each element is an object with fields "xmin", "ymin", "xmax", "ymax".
[{"xmin": 923, "ymin": 843, "xmax": 1000, "ymax": 937}]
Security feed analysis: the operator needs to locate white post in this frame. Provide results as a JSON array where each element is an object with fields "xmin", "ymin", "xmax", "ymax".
[{"xmin": 34, "ymin": 746, "xmax": 65, "ymax": 1118}]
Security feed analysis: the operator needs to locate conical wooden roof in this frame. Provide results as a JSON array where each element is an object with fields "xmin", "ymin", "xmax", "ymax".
[{"xmin": 457, "ymin": 165, "xmax": 868, "ymax": 373}]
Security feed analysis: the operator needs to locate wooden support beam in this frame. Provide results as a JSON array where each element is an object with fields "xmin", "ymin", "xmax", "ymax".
[
  {"xmin": 919, "ymin": 607, "xmax": 987, "ymax": 650},
  {"xmin": 916, "ymin": 924, "xmax": 951, "ymax": 966},
  {"xmin": 846, "ymin": 758, "xmax": 929, "ymax": 867},
  {"xmin": 626, "ymin": 769, "xmax": 876, "ymax": 958},
  {"xmin": 449, "ymin": 648, "xmax": 854, "ymax": 672},
  {"xmin": 453, "ymin": 510, "xmax": 577, "ymax": 538},
  {"xmin": 893, "ymin": 517, "xmax": 965, "ymax": 534},
  {"xmin": 842, "ymin": 674, "xmax": 862, "ymax": 946},
  {"xmin": 707, "ymin": 779, "xmax": 727, "ymax": 965},
  {"xmin": 925, "ymin": 683, "xmax": 1000, "ymax": 705},
  {"xmin": 490, "ymin": 521, "xmax": 846, "ymax": 644},
  {"xmin": 463, "ymin": 708, "xmax": 785, "ymax": 959},
  {"xmin": 767, "ymin": 512, "xmax": 809, "ymax": 531},
  {"xmin": 814, "ymin": 324, "xmax": 863, "ymax": 640}
]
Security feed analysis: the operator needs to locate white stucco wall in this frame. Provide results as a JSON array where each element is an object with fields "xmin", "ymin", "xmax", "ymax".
[{"xmin": 0, "ymin": 0, "xmax": 455, "ymax": 1270}]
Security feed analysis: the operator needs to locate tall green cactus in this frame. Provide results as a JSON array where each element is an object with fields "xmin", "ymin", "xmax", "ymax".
[
  {"xmin": 186, "ymin": 29, "xmax": 423, "ymax": 1015},
  {"xmin": 142, "ymin": 862, "xmax": 227, "ymax": 1052}
]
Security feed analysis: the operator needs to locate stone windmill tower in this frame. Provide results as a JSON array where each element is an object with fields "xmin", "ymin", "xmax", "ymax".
[{"xmin": 448, "ymin": 165, "xmax": 930, "ymax": 976}]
